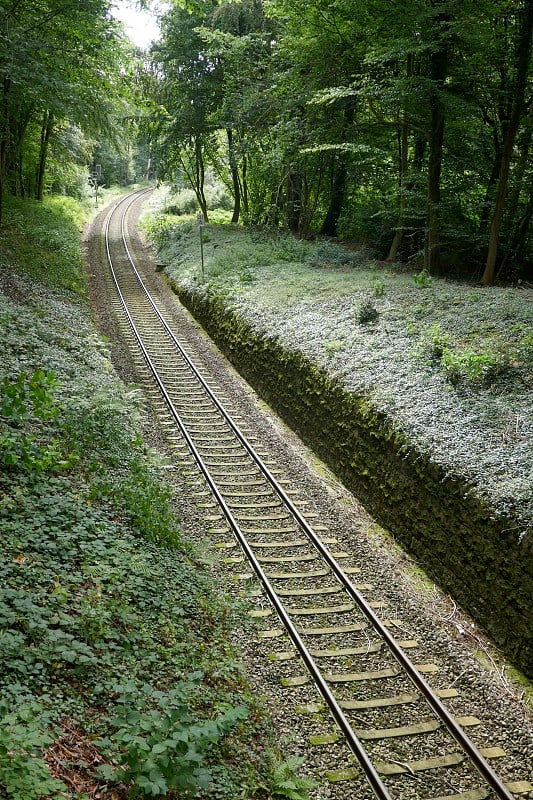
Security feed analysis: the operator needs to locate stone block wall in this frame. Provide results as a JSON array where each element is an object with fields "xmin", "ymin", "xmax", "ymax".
[{"xmin": 174, "ymin": 285, "xmax": 533, "ymax": 677}]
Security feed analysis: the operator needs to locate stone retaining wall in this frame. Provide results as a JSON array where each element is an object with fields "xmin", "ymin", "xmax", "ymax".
[{"xmin": 174, "ymin": 284, "xmax": 533, "ymax": 678}]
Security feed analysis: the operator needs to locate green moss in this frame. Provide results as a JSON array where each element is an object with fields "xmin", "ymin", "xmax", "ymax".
[{"xmin": 503, "ymin": 667, "xmax": 533, "ymax": 709}]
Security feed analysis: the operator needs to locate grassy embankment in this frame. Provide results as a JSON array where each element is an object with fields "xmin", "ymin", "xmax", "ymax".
[{"xmin": 0, "ymin": 192, "xmax": 313, "ymax": 800}]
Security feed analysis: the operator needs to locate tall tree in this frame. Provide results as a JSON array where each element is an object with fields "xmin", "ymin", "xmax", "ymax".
[
  {"xmin": 150, "ymin": 1, "xmax": 222, "ymax": 220},
  {"xmin": 481, "ymin": 2, "xmax": 532, "ymax": 284},
  {"xmin": 36, "ymin": 110, "xmax": 54, "ymax": 201},
  {"xmin": 424, "ymin": 0, "xmax": 451, "ymax": 275},
  {"xmin": 0, "ymin": 0, "xmax": 126, "ymax": 219}
]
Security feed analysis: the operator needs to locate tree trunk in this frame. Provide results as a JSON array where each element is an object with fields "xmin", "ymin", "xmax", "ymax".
[
  {"xmin": 498, "ymin": 107, "xmax": 532, "ymax": 272},
  {"xmin": 226, "ymin": 128, "xmax": 241, "ymax": 224},
  {"xmin": 286, "ymin": 169, "xmax": 302, "ymax": 233},
  {"xmin": 387, "ymin": 53, "xmax": 414, "ymax": 262},
  {"xmin": 194, "ymin": 136, "xmax": 208, "ymax": 221},
  {"xmin": 36, "ymin": 110, "xmax": 54, "ymax": 202},
  {"xmin": 242, "ymin": 154, "xmax": 249, "ymax": 216},
  {"xmin": 482, "ymin": 5, "xmax": 532, "ymax": 285},
  {"xmin": 425, "ymin": 9, "xmax": 448, "ymax": 276},
  {"xmin": 320, "ymin": 103, "xmax": 355, "ymax": 237},
  {"xmin": 8, "ymin": 111, "xmax": 30, "ymax": 197},
  {"xmin": 478, "ymin": 98, "xmax": 507, "ymax": 238},
  {"xmin": 387, "ymin": 114, "xmax": 409, "ymax": 261},
  {"xmin": 320, "ymin": 155, "xmax": 348, "ymax": 237}
]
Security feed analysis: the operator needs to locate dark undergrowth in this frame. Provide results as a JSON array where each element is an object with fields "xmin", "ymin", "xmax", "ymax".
[{"xmin": 0, "ymin": 194, "xmax": 314, "ymax": 800}]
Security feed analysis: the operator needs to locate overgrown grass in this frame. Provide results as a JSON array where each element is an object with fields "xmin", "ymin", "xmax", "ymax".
[
  {"xmin": 0, "ymin": 189, "xmax": 127, "ymax": 296},
  {"xmin": 0, "ymin": 195, "xmax": 88, "ymax": 295},
  {"xmin": 143, "ymin": 193, "xmax": 532, "ymax": 529},
  {"xmin": 0, "ymin": 196, "xmax": 310, "ymax": 799}
]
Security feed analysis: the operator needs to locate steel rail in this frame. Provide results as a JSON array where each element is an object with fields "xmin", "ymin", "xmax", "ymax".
[
  {"xmin": 105, "ymin": 190, "xmax": 394, "ymax": 800},
  {"xmin": 104, "ymin": 189, "xmax": 516, "ymax": 800}
]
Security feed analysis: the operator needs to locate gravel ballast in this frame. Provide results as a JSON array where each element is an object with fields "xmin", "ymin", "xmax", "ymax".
[{"xmin": 86, "ymin": 198, "xmax": 532, "ymax": 800}]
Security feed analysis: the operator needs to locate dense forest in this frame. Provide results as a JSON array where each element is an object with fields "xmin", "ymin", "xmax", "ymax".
[{"xmin": 1, "ymin": 0, "xmax": 531, "ymax": 283}]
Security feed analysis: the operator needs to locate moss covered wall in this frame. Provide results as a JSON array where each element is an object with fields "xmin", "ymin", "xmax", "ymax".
[{"xmin": 174, "ymin": 285, "xmax": 533, "ymax": 678}]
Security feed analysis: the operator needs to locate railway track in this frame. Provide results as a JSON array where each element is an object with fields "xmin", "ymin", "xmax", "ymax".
[{"xmin": 99, "ymin": 188, "xmax": 531, "ymax": 800}]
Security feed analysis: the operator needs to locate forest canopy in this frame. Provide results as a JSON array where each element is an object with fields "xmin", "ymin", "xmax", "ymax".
[
  {"xmin": 0, "ymin": 0, "xmax": 133, "ymax": 217},
  {"xmin": 1, "ymin": 0, "xmax": 531, "ymax": 284},
  {"xmin": 144, "ymin": 0, "xmax": 532, "ymax": 283}
]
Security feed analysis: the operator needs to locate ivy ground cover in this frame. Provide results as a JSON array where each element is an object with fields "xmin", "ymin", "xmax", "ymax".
[{"xmin": 0, "ymin": 195, "xmax": 306, "ymax": 800}]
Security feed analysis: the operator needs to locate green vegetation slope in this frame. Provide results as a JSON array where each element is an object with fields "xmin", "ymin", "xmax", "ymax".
[{"xmin": 0, "ymin": 195, "xmax": 311, "ymax": 800}]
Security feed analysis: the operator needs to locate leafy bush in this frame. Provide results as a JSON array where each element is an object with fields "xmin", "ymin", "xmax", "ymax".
[
  {"xmin": 440, "ymin": 348, "xmax": 503, "ymax": 386},
  {"xmin": 269, "ymin": 235, "xmax": 309, "ymax": 262},
  {"xmin": 0, "ymin": 370, "xmax": 65, "ymax": 472},
  {"xmin": 416, "ymin": 325, "xmax": 514, "ymax": 387},
  {"xmin": 355, "ymin": 297, "xmax": 379, "ymax": 324},
  {"xmin": 97, "ymin": 679, "xmax": 248, "ymax": 798},
  {"xmin": 412, "ymin": 269, "xmax": 433, "ymax": 287},
  {"xmin": 323, "ymin": 338, "xmax": 345, "ymax": 356},
  {"xmin": 208, "ymin": 208, "xmax": 233, "ymax": 224},
  {"xmin": 141, "ymin": 213, "xmax": 184, "ymax": 251},
  {"xmin": 88, "ymin": 455, "xmax": 182, "ymax": 547},
  {"xmin": 417, "ymin": 323, "xmax": 450, "ymax": 361},
  {"xmin": 0, "ymin": 370, "xmax": 58, "ymax": 425},
  {"xmin": 204, "ymin": 183, "xmax": 233, "ymax": 211},
  {"xmin": 150, "ymin": 182, "xmax": 233, "ymax": 218},
  {"xmin": 307, "ymin": 239, "xmax": 365, "ymax": 267},
  {"xmin": 166, "ymin": 188, "xmax": 200, "ymax": 215},
  {"xmin": 262, "ymin": 756, "xmax": 316, "ymax": 800},
  {"xmin": 0, "ymin": 702, "xmax": 66, "ymax": 800},
  {"xmin": 373, "ymin": 278, "xmax": 386, "ymax": 297}
]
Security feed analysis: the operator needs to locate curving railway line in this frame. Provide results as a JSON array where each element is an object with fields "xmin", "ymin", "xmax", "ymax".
[{"xmin": 98, "ymin": 188, "xmax": 532, "ymax": 800}]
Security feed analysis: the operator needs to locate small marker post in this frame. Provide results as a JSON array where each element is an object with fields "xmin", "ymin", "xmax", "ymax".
[{"xmin": 89, "ymin": 164, "xmax": 102, "ymax": 207}]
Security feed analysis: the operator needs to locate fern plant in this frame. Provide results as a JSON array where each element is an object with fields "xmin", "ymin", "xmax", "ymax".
[{"xmin": 263, "ymin": 755, "xmax": 316, "ymax": 800}]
